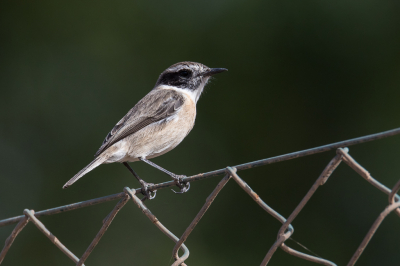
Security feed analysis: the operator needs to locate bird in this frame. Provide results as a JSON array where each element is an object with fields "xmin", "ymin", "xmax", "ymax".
[{"xmin": 62, "ymin": 61, "xmax": 227, "ymax": 199}]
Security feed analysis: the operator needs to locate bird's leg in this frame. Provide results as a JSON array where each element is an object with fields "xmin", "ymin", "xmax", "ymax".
[
  {"xmin": 139, "ymin": 157, "xmax": 190, "ymax": 194},
  {"xmin": 123, "ymin": 162, "xmax": 156, "ymax": 200}
]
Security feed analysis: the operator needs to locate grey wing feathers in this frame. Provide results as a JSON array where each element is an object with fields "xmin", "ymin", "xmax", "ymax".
[{"xmin": 94, "ymin": 89, "xmax": 185, "ymax": 157}]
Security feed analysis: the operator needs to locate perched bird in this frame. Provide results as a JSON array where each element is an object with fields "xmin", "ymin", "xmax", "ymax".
[{"xmin": 63, "ymin": 62, "xmax": 227, "ymax": 199}]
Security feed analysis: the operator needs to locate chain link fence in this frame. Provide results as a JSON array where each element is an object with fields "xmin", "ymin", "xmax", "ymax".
[{"xmin": 1, "ymin": 127, "xmax": 400, "ymax": 265}]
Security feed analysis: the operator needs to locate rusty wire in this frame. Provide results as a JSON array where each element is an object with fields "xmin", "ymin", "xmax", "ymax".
[
  {"xmin": 23, "ymin": 209, "xmax": 84, "ymax": 265},
  {"xmin": 1, "ymin": 127, "xmax": 400, "ymax": 265}
]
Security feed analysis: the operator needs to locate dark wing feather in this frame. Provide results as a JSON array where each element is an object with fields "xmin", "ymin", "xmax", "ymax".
[{"xmin": 94, "ymin": 89, "xmax": 185, "ymax": 157}]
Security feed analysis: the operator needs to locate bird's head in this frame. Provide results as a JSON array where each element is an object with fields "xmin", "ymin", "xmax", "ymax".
[{"xmin": 155, "ymin": 61, "xmax": 227, "ymax": 102}]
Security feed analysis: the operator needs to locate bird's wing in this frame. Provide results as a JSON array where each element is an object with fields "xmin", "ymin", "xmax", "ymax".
[{"xmin": 94, "ymin": 89, "xmax": 185, "ymax": 157}]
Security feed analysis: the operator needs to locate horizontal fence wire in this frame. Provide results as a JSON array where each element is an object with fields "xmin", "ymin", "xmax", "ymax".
[{"xmin": 1, "ymin": 127, "xmax": 400, "ymax": 265}]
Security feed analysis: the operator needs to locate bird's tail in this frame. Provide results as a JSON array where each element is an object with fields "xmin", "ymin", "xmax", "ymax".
[{"xmin": 63, "ymin": 154, "xmax": 110, "ymax": 189}]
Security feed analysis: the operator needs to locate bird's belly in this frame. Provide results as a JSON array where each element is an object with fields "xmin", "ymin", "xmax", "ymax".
[
  {"xmin": 125, "ymin": 115, "xmax": 195, "ymax": 161},
  {"xmin": 104, "ymin": 94, "xmax": 196, "ymax": 164}
]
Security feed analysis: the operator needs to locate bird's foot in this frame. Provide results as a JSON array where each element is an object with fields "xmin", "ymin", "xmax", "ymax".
[
  {"xmin": 140, "ymin": 181, "xmax": 157, "ymax": 201},
  {"xmin": 171, "ymin": 175, "xmax": 190, "ymax": 194}
]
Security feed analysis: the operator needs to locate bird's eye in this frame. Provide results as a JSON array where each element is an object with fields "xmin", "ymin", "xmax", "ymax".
[{"xmin": 179, "ymin": 70, "xmax": 190, "ymax": 77}]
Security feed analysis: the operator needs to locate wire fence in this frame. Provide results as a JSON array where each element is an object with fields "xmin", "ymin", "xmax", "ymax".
[{"xmin": 1, "ymin": 127, "xmax": 400, "ymax": 265}]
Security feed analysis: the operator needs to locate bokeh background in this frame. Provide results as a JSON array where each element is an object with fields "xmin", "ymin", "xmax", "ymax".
[{"xmin": 1, "ymin": 0, "xmax": 400, "ymax": 265}]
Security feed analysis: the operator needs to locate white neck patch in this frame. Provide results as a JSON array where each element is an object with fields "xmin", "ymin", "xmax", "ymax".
[{"xmin": 157, "ymin": 79, "xmax": 209, "ymax": 104}]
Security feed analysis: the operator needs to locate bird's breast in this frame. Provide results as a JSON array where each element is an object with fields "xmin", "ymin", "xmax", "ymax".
[{"xmin": 123, "ymin": 96, "xmax": 196, "ymax": 160}]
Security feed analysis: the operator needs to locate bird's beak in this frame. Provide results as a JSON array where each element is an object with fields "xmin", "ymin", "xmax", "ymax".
[{"xmin": 201, "ymin": 68, "xmax": 228, "ymax": 77}]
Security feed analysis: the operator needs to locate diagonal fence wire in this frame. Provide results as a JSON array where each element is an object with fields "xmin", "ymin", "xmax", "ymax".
[
  {"xmin": 123, "ymin": 187, "xmax": 189, "ymax": 266},
  {"xmin": 1, "ymin": 127, "xmax": 400, "ymax": 265},
  {"xmin": 76, "ymin": 196, "xmax": 130, "ymax": 266},
  {"xmin": 0, "ymin": 215, "xmax": 30, "ymax": 264}
]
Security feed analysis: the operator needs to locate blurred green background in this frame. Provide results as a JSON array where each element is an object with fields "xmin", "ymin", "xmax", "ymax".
[{"xmin": 1, "ymin": 0, "xmax": 400, "ymax": 265}]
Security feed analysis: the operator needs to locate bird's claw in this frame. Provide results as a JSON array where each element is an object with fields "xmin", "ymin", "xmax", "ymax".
[
  {"xmin": 140, "ymin": 182, "xmax": 157, "ymax": 201},
  {"xmin": 171, "ymin": 175, "xmax": 190, "ymax": 194}
]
